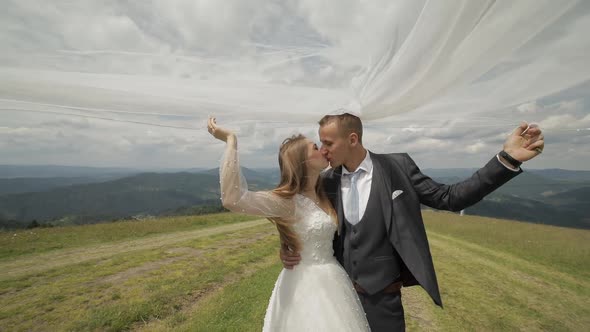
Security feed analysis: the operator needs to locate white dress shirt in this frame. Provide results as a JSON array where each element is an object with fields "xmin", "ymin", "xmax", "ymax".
[{"xmin": 341, "ymin": 150, "xmax": 373, "ymax": 223}]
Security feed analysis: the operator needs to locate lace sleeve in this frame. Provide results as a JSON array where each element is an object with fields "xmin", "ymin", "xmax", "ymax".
[{"xmin": 220, "ymin": 137, "xmax": 294, "ymax": 218}]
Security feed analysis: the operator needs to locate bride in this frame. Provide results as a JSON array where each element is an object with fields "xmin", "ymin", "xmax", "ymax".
[{"xmin": 207, "ymin": 117, "xmax": 370, "ymax": 331}]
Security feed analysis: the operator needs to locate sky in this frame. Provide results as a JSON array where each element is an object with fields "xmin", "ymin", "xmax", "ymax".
[{"xmin": 1, "ymin": 0, "xmax": 589, "ymax": 171}]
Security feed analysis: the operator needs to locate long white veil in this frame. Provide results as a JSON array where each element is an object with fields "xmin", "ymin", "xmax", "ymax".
[{"xmin": 1, "ymin": 0, "xmax": 589, "ymax": 138}]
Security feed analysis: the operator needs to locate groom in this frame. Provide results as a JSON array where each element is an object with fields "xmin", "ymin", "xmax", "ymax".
[{"xmin": 281, "ymin": 113, "xmax": 544, "ymax": 331}]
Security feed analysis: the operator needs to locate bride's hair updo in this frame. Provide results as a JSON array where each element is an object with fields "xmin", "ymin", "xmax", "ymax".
[{"xmin": 268, "ymin": 134, "xmax": 332, "ymax": 253}]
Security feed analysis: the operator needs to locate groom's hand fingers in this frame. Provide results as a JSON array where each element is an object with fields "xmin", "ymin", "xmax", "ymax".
[
  {"xmin": 527, "ymin": 133, "xmax": 544, "ymax": 148},
  {"xmin": 282, "ymin": 260, "xmax": 300, "ymax": 269},
  {"xmin": 279, "ymin": 248, "xmax": 301, "ymax": 270},
  {"xmin": 280, "ymin": 251, "xmax": 300, "ymax": 260},
  {"xmin": 514, "ymin": 122, "xmax": 529, "ymax": 136},
  {"xmin": 527, "ymin": 126, "xmax": 541, "ymax": 136},
  {"xmin": 527, "ymin": 139, "xmax": 544, "ymax": 152}
]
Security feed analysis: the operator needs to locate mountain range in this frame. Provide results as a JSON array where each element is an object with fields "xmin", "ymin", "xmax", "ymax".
[{"xmin": 0, "ymin": 165, "xmax": 588, "ymax": 230}]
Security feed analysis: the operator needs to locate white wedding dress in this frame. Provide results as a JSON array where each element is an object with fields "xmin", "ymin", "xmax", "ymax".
[{"xmin": 220, "ymin": 141, "xmax": 370, "ymax": 332}]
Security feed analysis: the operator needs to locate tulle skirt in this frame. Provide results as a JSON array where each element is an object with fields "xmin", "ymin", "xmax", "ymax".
[{"xmin": 263, "ymin": 258, "xmax": 370, "ymax": 331}]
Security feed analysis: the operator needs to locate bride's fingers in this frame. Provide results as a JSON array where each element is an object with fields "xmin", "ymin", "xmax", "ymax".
[
  {"xmin": 209, "ymin": 119, "xmax": 215, "ymax": 131},
  {"xmin": 208, "ymin": 117, "xmax": 218, "ymax": 133}
]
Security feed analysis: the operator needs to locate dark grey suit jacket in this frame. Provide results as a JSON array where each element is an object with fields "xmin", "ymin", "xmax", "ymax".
[{"xmin": 323, "ymin": 152, "xmax": 521, "ymax": 306}]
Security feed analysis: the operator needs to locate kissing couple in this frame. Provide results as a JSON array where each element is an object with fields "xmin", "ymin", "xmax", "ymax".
[{"xmin": 207, "ymin": 113, "xmax": 543, "ymax": 331}]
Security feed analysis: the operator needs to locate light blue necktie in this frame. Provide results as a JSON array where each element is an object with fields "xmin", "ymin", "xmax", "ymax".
[{"xmin": 347, "ymin": 169, "xmax": 363, "ymax": 225}]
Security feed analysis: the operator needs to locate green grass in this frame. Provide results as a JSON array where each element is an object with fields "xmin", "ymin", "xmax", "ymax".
[
  {"xmin": 422, "ymin": 210, "xmax": 590, "ymax": 278},
  {"xmin": 130, "ymin": 259, "xmax": 283, "ymax": 332},
  {"xmin": 1, "ymin": 211, "xmax": 588, "ymax": 331},
  {"xmin": 0, "ymin": 214, "xmax": 278, "ymax": 331},
  {"xmin": 179, "ymin": 263, "xmax": 282, "ymax": 332},
  {"xmin": 403, "ymin": 211, "xmax": 590, "ymax": 331},
  {"xmin": 0, "ymin": 213, "xmax": 259, "ymax": 260},
  {"xmin": 0, "ymin": 215, "xmax": 278, "ymax": 331}
]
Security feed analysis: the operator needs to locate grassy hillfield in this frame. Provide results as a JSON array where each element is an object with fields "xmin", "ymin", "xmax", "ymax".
[{"xmin": 1, "ymin": 211, "xmax": 588, "ymax": 331}]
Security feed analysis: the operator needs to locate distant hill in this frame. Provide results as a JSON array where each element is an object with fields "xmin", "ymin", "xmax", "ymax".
[
  {"xmin": 0, "ymin": 164, "xmax": 210, "ymax": 179},
  {"xmin": 487, "ymin": 172, "xmax": 588, "ymax": 199},
  {"xmin": 0, "ymin": 165, "xmax": 142, "ymax": 178},
  {"xmin": 528, "ymin": 168, "xmax": 590, "ymax": 182},
  {"xmin": 463, "ymin": 192, "xmax": 590, "ymax": 229},
  {"xmin": 198, "ymin": 167, "xmax": 280, "ymax": 185},
  {"xmin": 0, "ymin": 176, "xmax": 128, "ymax": 195},
  {"xmin": 0, "ymin": 169, "xmax": 276, "ymax": 228},
  {"xmin": 424, "ymin": 167, "xmax": 590, "ymax": 183},
  {"xmin": 548, "ymin": 186, "xmax": 590, "ymax": 204},
  {"xmin": 432, "ymin": 170, "xmax": 590, "ymax": 200},
  {"xmin": 419, "ymin": 169, "xmax": 590, "ymax": 229}
]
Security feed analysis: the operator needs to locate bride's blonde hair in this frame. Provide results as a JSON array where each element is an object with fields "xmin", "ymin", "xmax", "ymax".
[{"xmin": 268, "ymin": 134, "xmax": 333, "ymax": 253}]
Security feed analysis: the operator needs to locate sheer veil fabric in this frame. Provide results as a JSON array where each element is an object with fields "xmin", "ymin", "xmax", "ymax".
[{"xmin": 2, "ymin": 0, "xmax": 589, "ymax": 128}]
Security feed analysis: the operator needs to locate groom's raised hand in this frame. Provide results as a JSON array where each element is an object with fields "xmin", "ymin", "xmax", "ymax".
[
  {"xmin": 280, "ymin": 243, "xmax": 301, "ymax": 269},
  {"xmin": 503, "ymin": 122, "xmax": 545, "ymax": 163}
]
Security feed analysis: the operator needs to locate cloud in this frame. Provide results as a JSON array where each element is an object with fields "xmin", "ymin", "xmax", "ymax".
[
  {"xmin": 0, "ymin": 1, "xmax": 589, "ymax": 170},
  {"xmin": 555, "ymin": 99, "xmax": 584, "ymax": 113},
  {"xmin": 538, "ymin": 113, "xmax": 590, "ymax": 130},
  {"xmin": 465, "ymin": 141, "xmax": 487, "ymax": 154},
  {"xmin": 517, "ymin": 101, "xmax": 540, "ymax": 113}
]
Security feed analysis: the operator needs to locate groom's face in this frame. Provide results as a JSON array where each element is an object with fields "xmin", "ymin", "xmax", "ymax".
[{"xmin": 319, "ymin": 122, "xmax": 349, "ymax": 168}]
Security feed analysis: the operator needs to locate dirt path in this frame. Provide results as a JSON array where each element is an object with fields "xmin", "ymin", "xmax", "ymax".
[
  {"xmin": 0, "ymin": 219, "xmax": 268, "ymax": 281},
  {"xmin": 132, "ymin": 255, "xmax": 279, "ymax": 332},
  {"xmin": 403, "ymin": 286, "xmax": 440, "ymax": 331},
  {"xmin": 100, "ymin": 230, "xmax": 273, "ymax": 285}
]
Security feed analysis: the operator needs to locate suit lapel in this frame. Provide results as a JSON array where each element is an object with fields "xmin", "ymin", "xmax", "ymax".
[
  {"xmin": 334, "ymin": 166, "xmax": 345, "ymax": 235},
  {"xmin": 370, "ymin": 152, "xmax": 394, "ymax": 236}
]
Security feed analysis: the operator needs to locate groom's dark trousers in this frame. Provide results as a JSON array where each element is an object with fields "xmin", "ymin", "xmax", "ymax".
[
  {"xmin": 357, "ymin": 289, "xmax": 405, "ymax": 331},
  {"xmin": 323, "ymin": 152, "xmax": 521, "ymax": 331}
]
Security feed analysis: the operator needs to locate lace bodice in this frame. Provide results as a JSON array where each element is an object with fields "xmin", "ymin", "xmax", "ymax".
[
  {"xmin": 293, "ymin": 195, "xmax": 337, "ymax": 265},
  {"xmin": 219, "ymin": 138, "xmax": 337, "ymax": 265}
]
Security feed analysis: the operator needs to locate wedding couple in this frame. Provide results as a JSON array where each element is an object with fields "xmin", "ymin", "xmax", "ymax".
[{"xmin": 207, "ymin": 113, "xmax": 544, "ymax": 331}]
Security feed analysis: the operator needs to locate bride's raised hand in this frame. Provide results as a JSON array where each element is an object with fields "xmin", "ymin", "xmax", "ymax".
[{"xmin": 207, "ymin": 116, "xmax": 235, "ymax": 142}]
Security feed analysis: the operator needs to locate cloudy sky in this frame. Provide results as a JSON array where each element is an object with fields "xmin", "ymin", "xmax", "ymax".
[{"xmin": 1, "ymin": 0, "xmax": 589, "ymax": 171}]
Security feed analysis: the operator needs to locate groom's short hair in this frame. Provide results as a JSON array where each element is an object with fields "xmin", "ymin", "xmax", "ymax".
[{"xmin": 319, "ymin": 113, "xmax": 363, "ymax": 144}]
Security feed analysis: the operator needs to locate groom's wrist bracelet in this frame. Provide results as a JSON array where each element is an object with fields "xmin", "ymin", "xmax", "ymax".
[{"xmin": 499, "ymin": 150, "xmax": 522, "ymax": 168}]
